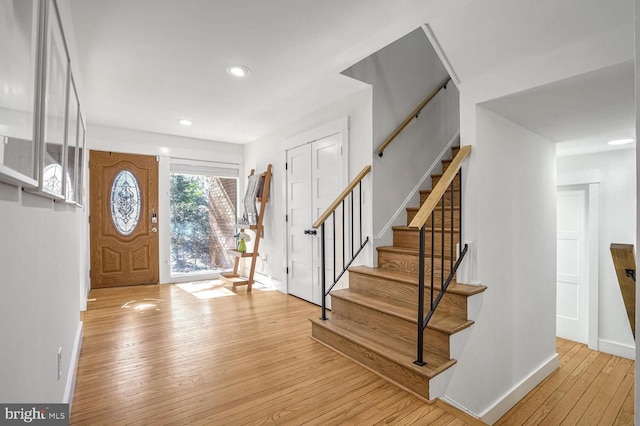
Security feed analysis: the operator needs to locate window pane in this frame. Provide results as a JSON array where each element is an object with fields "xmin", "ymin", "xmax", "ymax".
[
  {"xmin": 170, "ymin": 173, "xmax": 237, "ymax": 276},
  {"xmin": 110, "ymin": 170, "xmax": 141, "ymax": 236}
]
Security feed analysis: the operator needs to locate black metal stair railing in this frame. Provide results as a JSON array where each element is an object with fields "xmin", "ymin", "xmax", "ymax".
[
  {"xmin": 312, "ymin": 166, "xmax": 371, "ymax": 320},
  {"xmin": 409, "ymin": 146, "xmax": 471, "ymax": 366}
]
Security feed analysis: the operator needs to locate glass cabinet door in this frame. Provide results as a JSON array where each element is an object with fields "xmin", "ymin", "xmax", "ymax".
[
  {"xmin": 65, "ymin": 74, "xmax": 79, "ymax": 203},
  {"xmin": 0, "ymin": 0, "xmax": 41, "ymax": 186},
  {"xmin": 41, "ymin": 0, "xmax": 68, "ymax": 199}
]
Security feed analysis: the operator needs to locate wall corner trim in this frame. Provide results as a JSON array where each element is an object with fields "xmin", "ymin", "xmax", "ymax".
[
  {"xmin": 64, "ymin": 321, "xmax": 83, "ymax": 407},
  {"xmin": 421, "ymin": 24, "xmax": 460, "ymax": 86},
  {"xmin": 478, "ymin": 353, "xmax": 559, "ymax": 425}
]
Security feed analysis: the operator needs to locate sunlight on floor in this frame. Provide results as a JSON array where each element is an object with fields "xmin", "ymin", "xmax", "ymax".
[
  {"xmin": 121, "ymin": 298, "xmax": 162, "ymax": 313},
  {"xmin": 177, "ymin": 280, "xmax": 235, "ymax": 299},
  {"xmin": 176, "ymin": 279, "xmax": 277, "ymax": 300}
]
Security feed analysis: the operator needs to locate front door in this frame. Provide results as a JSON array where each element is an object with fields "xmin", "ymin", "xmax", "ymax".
[
  {"xmin": 90, "ymin": 151, "xmax": 159, "ymax": 288},
  {"xmin": 286, "ymin": 133, "xmax": 342, "ymax": 305}
]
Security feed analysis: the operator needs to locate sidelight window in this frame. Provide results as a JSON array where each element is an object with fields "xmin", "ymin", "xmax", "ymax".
[{"xmin": 169, "ymin": 159, "xmax": 239, "ymax": 277}]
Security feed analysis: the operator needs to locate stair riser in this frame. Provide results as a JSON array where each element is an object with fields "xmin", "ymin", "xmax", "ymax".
[
  {"xmin": 377, "ymin": 251, "xmax": 452, "ymax": 276},
  {"xmin": 311, "ymin": 323, "xmax": 431, "ymax": 398},
  {"xmin": 431, "ymin": 174, "xmax": 460, "ymax": 190},
  {"xmin": 330, "ymin": 297, "xmax": 451, "ymax": 359},
  {"xmin": 393, "ymin": 229, "xmax": 459, "ymax": 251},
  {"xmin": 348, "ymin": 272, "xmax": 468, "ymax": 319},
  {"xmin": 407, "ymin": 209, "xmax": 459, "ymax": 227},
  {"xmin": 419, "ymin": 191, "xmax": 460, "ymax": 206}
]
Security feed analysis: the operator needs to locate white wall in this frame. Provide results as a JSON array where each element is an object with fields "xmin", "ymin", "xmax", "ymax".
[
  {"xmin": 634, "ymin": 1, "xmax": 640, "ymax": 420},
  {"xmin": 0, "ymin": 185, "xmax": 83, "ymax": 403},
  {"xmin": 557, "ymin": 149, "xmax": 636, "ymax": 358},
  {"xmin": 0, "ymin": 0, "xmax": 87, "ymax": 404},
  {"xmin": 243, "ymin": 88, "xmax": 373, "ymax": 292},
  {"xmin": 446, "ymin": 108, "xmax": 558, "ymax": 423},
  {"xmin": 446, "ymin": 10, "xmax": 635, "ymax": 420},
  {"xmin": 87, "ymin": 125, "xmax": 244, "ymax": 284}
]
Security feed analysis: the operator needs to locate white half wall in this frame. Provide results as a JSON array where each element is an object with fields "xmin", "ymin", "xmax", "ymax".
[
  {"xmin": 0, "ymin": 185, "xmax": 83, "ymax": 403},
  {"xmin": 557, "ymin": 148, "xmax": 636, "ymax": 358},
  {"xmin": 448, "ymin": 107, "xmax": 558, "ymax": 423},
  {"xmin": 243, "ymin": 88, "xmax": 374, "ymax": 293},
  {"xmin": 634, "ymin": 1, "xmax": 640, "ymax": 419},
  {"xmin": 0, "ymin": 0, "xmax": 86, "ymax": 404}
]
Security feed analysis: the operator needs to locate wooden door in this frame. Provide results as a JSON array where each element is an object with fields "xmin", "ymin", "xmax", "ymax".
[
  {"xmin": 90, "ymin": 151, "xmax": 159, "ymax": 288},
  {"xmin": 286, "ymin": 133, "xmax": 342, "ymax": 305}
]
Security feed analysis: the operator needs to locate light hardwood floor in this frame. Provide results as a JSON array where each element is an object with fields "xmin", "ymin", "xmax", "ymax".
[{"xmin": 71, "ymin": 283, "xmax": 633, "ymax": 425}]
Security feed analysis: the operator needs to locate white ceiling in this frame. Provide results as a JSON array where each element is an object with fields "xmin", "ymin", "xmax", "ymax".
[
  {"xmin": 68, "ymin": 0, "xmax": 635, "ymax": 145},
  {"xmin": 483, "ymin": 61, "xmax": 636, "ymax": 155}
]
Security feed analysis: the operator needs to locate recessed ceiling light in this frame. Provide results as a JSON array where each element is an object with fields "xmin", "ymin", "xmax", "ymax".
[
  {"xmin": 179, "ymin": 119, "xmax": 192, "ymax": 126},
  {"xmin": 607, "ymin": 138, "xmax": 634, "ymax": 146},
  {"xmin": 226, "ymin": 65, "xmax": 251, "ymax": 78}
]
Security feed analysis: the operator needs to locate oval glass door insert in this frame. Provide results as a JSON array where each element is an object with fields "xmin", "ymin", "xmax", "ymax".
[{"xmin": 110, "ymin": 170, "xmax": 141, "ymax": 235}]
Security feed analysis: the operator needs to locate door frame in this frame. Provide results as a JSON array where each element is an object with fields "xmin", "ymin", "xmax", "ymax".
[
  {"xmin": 282, "ymin": 117, "xmax": 349, "ymax": 296},
  {"xmin": 89, "ymin": 150, "xmax": 160, "ymax": 288},
  {"xmin": 557, "ymin": 170, "xmax": 600, "ymax": 350}
]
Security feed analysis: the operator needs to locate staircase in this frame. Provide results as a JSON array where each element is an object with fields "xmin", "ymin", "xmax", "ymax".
[{"xmin": 310, "ymin": 145, "xmax": 487, "ymax": 401}]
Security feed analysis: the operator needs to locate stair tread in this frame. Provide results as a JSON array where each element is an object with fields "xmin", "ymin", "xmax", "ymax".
[
  {"xmin": 331, "ymin": 288, "xmax": 474, "ymax": 334},
  {"xmin": 392, "ymin": 226, "xmax": 460, "ymax": 232},
  {"xmin": 419, "ymin": 189, "xmax": 461, "ymax": 194},
  {"xmin": 407, "ymin": 206, "xmax": 460, "ymax": 211},
  {"xmin": 377, "ymin": 245, "xmax": 449, "ymax": 256},
  {"xmin": 348, "ymin": 265, "xmax": 487, "ymax": 296},
  {"xmin": 310, "ymin": 313, "xmax": 456, "ymax": 378}
]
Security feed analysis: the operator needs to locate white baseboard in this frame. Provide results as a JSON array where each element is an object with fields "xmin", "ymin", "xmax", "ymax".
[
  {"xmin": 63, "ymin": 321, "xmax": 83, "ymax": 407},
  {"xmin": 254, "ymin": 271, "xmax": 286, "ymax": 292},
  {"xmin": 598, "ymin": 338, "xmax": 635, "ymax": 360},
  {"xmin": 477, "ymin": 353, "xmax": 559, "ymax": 425}
]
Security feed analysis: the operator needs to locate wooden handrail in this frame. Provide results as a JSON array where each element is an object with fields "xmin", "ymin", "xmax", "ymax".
[
  {"xmin": 312, "ymin": 165, "xmax": 371, "ymax": 229},
  {"xmin": 375, "ymin": 76, "xmax": 452, "ymax": 157},
  {"xmin": 408, "ymin": 145, "xmax": 471, "ymax": 229}
]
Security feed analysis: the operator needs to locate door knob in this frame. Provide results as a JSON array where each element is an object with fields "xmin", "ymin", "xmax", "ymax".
[{"xmin": 151, "ymin": 227, "xmax": 158, "ymax": 233}]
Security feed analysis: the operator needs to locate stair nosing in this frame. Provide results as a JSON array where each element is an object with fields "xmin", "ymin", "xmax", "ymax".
[
  {"xmin": 348, "ymin": 265, "xmax": 487, "ymax": 296},
  {"xmin": 330, "ymin": 288, "xmax": 474, "ymax": 334}
]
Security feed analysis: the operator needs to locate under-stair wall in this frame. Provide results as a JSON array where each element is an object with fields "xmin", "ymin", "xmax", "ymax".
[{"xmin": 444, "ymin": 107, "xmax": 558, "ymax": 423}]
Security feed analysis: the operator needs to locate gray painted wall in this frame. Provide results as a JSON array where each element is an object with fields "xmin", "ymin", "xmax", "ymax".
[{"xmin": 343, "ymin": 28, "xmax": 459, "ymax": 248}]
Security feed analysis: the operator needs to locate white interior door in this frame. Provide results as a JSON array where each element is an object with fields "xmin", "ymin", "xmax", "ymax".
[
  {"xmin": 556, "ymin": 187, "xmax": 588, "ymax": 343},
  {"xmin": 287, "ymin": 133, "xmax": 342, "ymax": 305},
  {"xmin": 287, "ymin": 143, "xmax": 313, "ymax": 302},
  {"xmin": 311, "ymin": 134, "xmax": 342, "ymax": 305}
]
